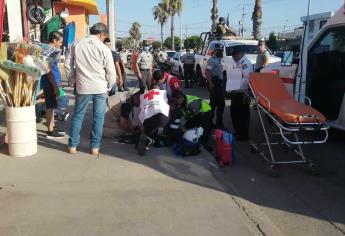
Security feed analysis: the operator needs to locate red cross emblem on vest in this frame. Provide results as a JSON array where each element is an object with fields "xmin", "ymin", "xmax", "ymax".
[{"xmin": 144, "ymin": 91, "xmax": 160, "ymax": 101}]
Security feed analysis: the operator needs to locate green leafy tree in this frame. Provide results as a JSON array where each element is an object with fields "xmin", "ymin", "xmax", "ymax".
[
  {"xmin": 122, "ymin": 37, "xmax": 133, "ymax": 49},
  {"xmin": 152, "ymin": 41, "xmax": 162, "ymax": 49},
  {"xmin": 266, "ymin": 32, "xmax": 277, "ymax": 51},
  {"xmin": 153, "ymin": 3, "xmax": 168, "ymax": 48},
  {"xmin": 184, "ymin": 36, "xmax": 202, "ymax": 49},
  {"xmin": 129, "ymin": 22, "xmax": 142, "ymax": 48},
  {"xmin": 164, "ymin": 36, "xmax": 181, "ymax": 50},
  {"xmin": 162, "ymin": 0, "xmax": 183, "ymax": 51}
]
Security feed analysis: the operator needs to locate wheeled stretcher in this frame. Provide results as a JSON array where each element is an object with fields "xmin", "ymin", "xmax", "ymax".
[{"xmin": 248, "ymin": 73, "xmax": 329, "ymax": 176}]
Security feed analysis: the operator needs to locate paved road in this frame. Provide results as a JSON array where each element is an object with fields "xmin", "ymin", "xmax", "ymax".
[{"xmin": 0, "ymin": 70, "xmax": 344, "ymax": 236}]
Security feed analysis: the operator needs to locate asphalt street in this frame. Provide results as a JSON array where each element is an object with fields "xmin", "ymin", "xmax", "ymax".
[{"xmin": 0, "ymin": 70, "xmax": 344, "ymax": 236}]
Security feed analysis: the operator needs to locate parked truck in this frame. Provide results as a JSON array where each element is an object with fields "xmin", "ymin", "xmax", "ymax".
[{"xmin": 194, "ymin": 32, "xmax": 296, "ymax": 92}]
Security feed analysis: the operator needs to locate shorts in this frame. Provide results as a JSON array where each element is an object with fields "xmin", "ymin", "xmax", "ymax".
[{"xmin": 43, "ymin": 83, "xmax": 57, "ymax": 109}]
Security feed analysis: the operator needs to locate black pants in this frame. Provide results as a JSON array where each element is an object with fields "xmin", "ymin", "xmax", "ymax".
[
  {"xmin": 143, "ymin": 113, "xmax": 170, "ymax": 139},
  {"xmin": 209, "ymin": 78, "xmax": 225, "ymax": 127},
  {"xmin": 183, "ymin": 64, "xmax": 194, "ymax": 88},
  {"xmin": 230, "ymin": 92, "xmax": 250, "ymax": 139},
  {"xmin": 185, "ymin": 111, "xmax": 213, "ymax": 145}
]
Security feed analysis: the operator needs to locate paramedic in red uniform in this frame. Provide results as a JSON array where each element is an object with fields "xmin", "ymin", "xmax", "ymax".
[{"xmin": 152, "ymin": 69, "xmax": 180, "ymax": 100}]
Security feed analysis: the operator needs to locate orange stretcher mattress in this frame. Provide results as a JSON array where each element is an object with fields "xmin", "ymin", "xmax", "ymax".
[{"xmin": 249, "ymin": 73, "xmax": 326, "ymax": 124}]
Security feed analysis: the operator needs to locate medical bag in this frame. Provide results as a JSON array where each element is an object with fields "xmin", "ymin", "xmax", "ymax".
[{"xmin": 215, "ymin": 129, "xmax": 234, "ymax": 166}]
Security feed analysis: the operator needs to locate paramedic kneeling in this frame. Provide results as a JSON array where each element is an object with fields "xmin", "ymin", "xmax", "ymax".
[
  {"xmin": 152, "ymin": 69, "xmax": 180, "ymax": 100},
  {"xmin": 230, "ymin": 46, "xmax": 253, "ymax": 141},
  {"xmin": 137, "ymin": 83, "xmax": 170, "ymax": 156},
  {"xmin": 171, "ymin": 91, "xmax": 213, "ymax": 152}
]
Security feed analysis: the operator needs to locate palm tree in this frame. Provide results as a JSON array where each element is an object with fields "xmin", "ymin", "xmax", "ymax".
[
  {"xmin": 162, "ymin": 0, "xmax": 183, "ymax": 50},
  {"xmin": 211, "ymin": 0, "xmax": 218, "ymax": 32},
  {"xmin": 129, "ymin": 22, "xmax": 142, "ymax": 48},
  {"xmin": 153, "ymin": 3, "xmax": 168, "ymax": 49},
  {"xmin": 252, "ymin": 0, "xmax": 262, "ymax": 40}
]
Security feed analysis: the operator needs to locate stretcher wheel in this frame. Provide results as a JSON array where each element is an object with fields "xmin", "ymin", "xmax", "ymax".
[
  {"xmin": 269, "ymin": 165, "xmax": 279, "ymax": 178},
  {"xmin": 307, "ymin": 163, "xmax": 319, "ymax": 176}
]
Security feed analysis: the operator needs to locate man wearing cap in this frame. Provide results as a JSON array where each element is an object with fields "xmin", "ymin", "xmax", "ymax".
[
  {"xmin": 255, "ymin": 41, "xmax": 270, "ymax": 72},
  {"xmin": 205, "ymin": 44, "xmax": 225, "ymax": 129},
  {"xmin": 181, "ymin": 49, "xmax": 196, "ymax": 88},
  {"xmin": 65, "ymin": 23, "xmax": 116, "ymax": 155},
  {"xmin": 136, "ymin": 44, "xmax": 154, "ymax": 93},
  {"xmin": 216, "ymin": 17, "xmax": 236, "ymax": 38},
  {"xmin": 231, "ymin": 46, "xmax": 253, "ymax": 141}
]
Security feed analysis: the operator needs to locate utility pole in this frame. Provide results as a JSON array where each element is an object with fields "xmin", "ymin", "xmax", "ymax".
[
  {"xmin": 240, "ymin": 5, "xmax": 246, "ymax": 37},
  {"xmin": 106, "ymin": 0, "xmax": 116, "ymax": 50}
]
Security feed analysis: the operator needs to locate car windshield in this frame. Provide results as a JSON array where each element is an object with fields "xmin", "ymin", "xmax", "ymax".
[
  {"xmin": 167, "ymin": 52, "xmax": 176, "ymax": 57},
  {"xmin": 226, "ymin": 45, "xmax": 259, "ymax": 56}
]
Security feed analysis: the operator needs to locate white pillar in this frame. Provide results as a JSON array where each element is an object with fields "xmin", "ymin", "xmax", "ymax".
[
  {"xmin": 106, "ymin": 0, "xmax": 116, "ymax": 50},
  {"xmin": 6, "ymin": 0, "xmax": 23, "ymax": 41}
]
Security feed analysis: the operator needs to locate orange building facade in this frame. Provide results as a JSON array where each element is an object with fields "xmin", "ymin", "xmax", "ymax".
[{"xmin": 53, "ymin": 0, "xmax": 98, "ymax": 39}]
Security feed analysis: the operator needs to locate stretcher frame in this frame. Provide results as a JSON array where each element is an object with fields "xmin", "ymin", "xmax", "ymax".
[{"xmin": 248, "ymin": 84, "xmax": 329, "ymax": 177}]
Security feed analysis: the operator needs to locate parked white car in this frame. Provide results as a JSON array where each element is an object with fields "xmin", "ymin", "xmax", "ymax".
[{"xmin": 170, "ymin": 51, "xmax": 186, "ymax": 78}]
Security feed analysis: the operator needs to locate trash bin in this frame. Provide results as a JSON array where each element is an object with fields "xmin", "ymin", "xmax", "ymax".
[{"xmin": 6, "ymin": 105, "xmax": 37, "ymax": 157}]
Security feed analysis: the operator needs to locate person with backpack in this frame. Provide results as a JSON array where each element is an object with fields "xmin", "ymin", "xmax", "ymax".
[{"xmin": 171, "ymin": 91, "xmax": 213, "ymax": 152}]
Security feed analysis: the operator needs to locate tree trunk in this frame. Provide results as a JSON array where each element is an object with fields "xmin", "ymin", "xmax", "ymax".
[
  {"xmin": 211, "ymin": 0, "xmax": 218, "ymax": 32},
  {"xmin": 252, "ymin": 0, "xmax": 262, "ymax": 40},
  {"xmin": 161, "ymin": 23, "xmax": 164, "ymax": 49},
  {"xmin": 171, "ymin": 15, "xmax": 175, "ymax": 50}
]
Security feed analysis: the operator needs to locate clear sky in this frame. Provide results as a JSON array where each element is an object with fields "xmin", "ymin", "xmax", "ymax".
[{"xmin": 90, "ymin": 0, "xmax": 344, "ymax": 40}]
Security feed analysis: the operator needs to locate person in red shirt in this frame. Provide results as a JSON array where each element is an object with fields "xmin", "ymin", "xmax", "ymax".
[{"xmin": 152, "ymin": 69, "xmax": 180, "ymax": 100}]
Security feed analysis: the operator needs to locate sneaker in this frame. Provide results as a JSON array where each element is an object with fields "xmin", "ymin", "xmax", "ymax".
[
  {"xmin": 61, "ymin": 112, "xmax": 70, "ymax": 121},
  {"xmin": 47, "ymin": 130, "xmax": 64, "ymax": 139},
  {"xmin": 124, "ymin": 88, "xmax": 129, "ymax": 91},
  {"xmin": 68, "ymin": 147, "xmax": 77, "ymax": 154},
  {"xmin": 137, "ymin": 134, "xmax": 147, "ymax": 156},
  {"xmin": 118, "ymin": 88, "xmax": 124, "ymax": 92},
  {"xmin": 91, "ymin": 148, "xmax": 99, "ymax": 156},
  {"xmin": 54, "ymin": 127, "xmax": 66, "ymax": 135}
]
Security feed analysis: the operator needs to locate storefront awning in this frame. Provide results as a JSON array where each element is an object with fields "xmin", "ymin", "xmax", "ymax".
[{"xmin": 63, "ymin": 0, "xmax": 99, "ymax": 15}]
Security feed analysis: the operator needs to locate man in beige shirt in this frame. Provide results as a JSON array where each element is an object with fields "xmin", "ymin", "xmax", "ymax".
[
  {"xmin": 65, "ymin": 23, "xmax": 116, "ymax": 155},
  {"xmin": 136, "ymin": 45, "xmax": 154, "ymax": 93}
]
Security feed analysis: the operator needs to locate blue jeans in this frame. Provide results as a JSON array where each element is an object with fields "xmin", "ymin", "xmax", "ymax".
[{"xmin": 68, "ymin": 93, "xmax": 107, "ymax": 149}]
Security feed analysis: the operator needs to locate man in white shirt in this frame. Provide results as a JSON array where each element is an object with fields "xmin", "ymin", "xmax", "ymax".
[
  {"xmin": 230, "ymin": 46, "xmax": 253, "ymax": 141},
  {"xmin": 65, "ymin": 23, "xmax": 116, "ymax": 155}
]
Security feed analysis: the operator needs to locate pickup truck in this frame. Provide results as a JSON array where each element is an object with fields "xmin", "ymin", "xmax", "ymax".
[{"xmin": 194, "ymin": 35, "xmax": 296, "ymax": 92}]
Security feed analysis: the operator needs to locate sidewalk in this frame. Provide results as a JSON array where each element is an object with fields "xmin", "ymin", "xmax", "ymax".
[{"xmin": 0, "ymin": 84, "xmax": 260, "ymax": 236}]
